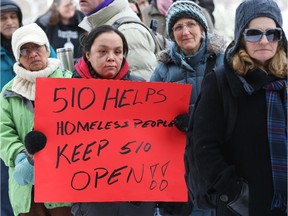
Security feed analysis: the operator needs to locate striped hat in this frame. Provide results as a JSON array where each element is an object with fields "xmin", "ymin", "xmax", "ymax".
[{"xmin": 166, "ymin": 0, "xmax": 208, "ymax": 39}]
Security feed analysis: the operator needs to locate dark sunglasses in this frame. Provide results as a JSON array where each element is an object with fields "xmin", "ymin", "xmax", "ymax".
[{"xmin": 242, "ymin": 28, "xmax": 282, "ymax": 42}]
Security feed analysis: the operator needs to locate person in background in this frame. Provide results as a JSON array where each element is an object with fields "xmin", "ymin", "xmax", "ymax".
[
  {"xmin": 0, "ymin": 2, "xmax": 21, "ymax": 215},
  {"xmin": 71, "ymin": 25, "xmax": 155, "ymax": 216},
  {"xmin": 128, "ymin": 0, "xmax": 143, "ymax": 21},
  {"xmin": 190, "ymin": 0, "xmax": 287, "ymax": 215},
  {"xmin": 35, "ymin": 0, "xmax": 85, "ymax": 62},
  {"xmin": 142, "ymin": 0, "xmax": 173, "ymax": 38},
  {"xmin": 1, "ymin": 0, "xmax": 22, "ymax": 88},
  {"xmin": 78, "ymin": 0, "xmax": 158, "ymax": 81},
  {"xmin": 150, "ymin": 1, "xmax": 227, "ymax": 215},
  {"xmin": 0, "ymin": 23, "xmax": 72, "ymax": 216},
  {"xmin": 136, "ymin": 0, "xmax": 150, "ymax": 10}
]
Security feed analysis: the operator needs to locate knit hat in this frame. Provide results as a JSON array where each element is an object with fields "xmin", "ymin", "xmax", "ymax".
[
  {"xmin": 0, "ymin": 0, "xmax": 22, "ymax": 25},
  {"xmin": 12, "ymin": 23, "xmax": 50, "ymax": 62},
  {"xmin": 229, "ymin": 0, "xmax": 287, "ymax": 56},
  {"xmin": 166, "ymin": 0, "xmax": 208, "ymax": 39}
]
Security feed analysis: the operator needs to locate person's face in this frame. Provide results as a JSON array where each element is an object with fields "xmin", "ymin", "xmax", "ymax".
[
  {"xmin": 19, "ymin": 43, "xmax": 50, "ymax": 71},
  {"xmin": 172, "ymin": 18, "xmax": 203, "ymax": 55},
  {"xmin": 57, "ymin": 0, "xmax": 76, "ymax": 20},
  {"xmin": 79, "ymin": 0, "xmax": 104, "ymax": 14},
  {"xmin": 0, "ymin": 11, "xmax": 20, "ymax": 39},
  {"xmin": 244, "ymin": 17, "xmax": 279, "ymax": 66},
  {"xmin": 86, "ymin": 32, "xmax": 124, "ymax": 79}
]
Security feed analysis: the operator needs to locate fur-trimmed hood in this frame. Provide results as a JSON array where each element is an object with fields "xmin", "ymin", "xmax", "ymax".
[{"xmin": 157, "ymin": 31, "xmax": 229, "ymax": 64}]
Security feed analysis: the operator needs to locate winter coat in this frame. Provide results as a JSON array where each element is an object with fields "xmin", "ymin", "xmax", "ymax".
[
  {"xmin": 149, "ymin": 32, "xmax": 226, "ymax": 215},
  {"xmin": 35, "ymin": 10, "xmax": 85, "ymax": 60},
  {"xmin": 150, "ymin": 32, "xmax": 226, "ymax": 113},
  {"xmin": 0, "ymin": 68, "xmax": 72, "ymax": 216},
  {"xmin": 191, "ymin": 43, "xmax": 287, "ymax": 216},
  {"xmin": 78, "ymin": 0, "xmax": 158, "ymax": 81},
  {"xmin": 0, "ymin": 45, "xmax": 15, "ymax": 89}
]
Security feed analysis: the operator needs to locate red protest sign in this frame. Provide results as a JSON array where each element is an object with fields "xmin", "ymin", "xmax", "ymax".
[{"xmin": 34, "ymin": 78, "xmax": 192, "ymax": 202}]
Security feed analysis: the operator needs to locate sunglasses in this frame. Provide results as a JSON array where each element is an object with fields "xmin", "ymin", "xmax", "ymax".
[{"xmin": 243, "ymin": 28, "xmax": 282, "ymax": 42}]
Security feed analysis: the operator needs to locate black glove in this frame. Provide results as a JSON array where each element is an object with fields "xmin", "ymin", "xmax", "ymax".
[
  {"xmin": 24, "ymin": 131, "xmax": 47, "ymax": 164},
  {"xmin": 227, "ymin": 180, "xmax": 249, "ymax": 216},
  {"xmin": 173, "ymin": 114, "xmax": 189, "ymax": 132}
]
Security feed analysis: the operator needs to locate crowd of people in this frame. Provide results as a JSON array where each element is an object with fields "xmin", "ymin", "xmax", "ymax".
[{"xmin": 0, "ymin": 0, "xmax": 287, "ymax": 216}]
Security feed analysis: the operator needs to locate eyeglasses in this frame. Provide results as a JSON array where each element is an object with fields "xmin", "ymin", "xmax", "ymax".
[
  {"xmin": 172, "ymin": 21, "xmax": 199, "ymax": 33},
  {"xmin": 20, "ymin": 45, "xmax": 45, "ymax": 57},
  {"xmin": 242, "ymin": 28, "xmax": 282, "ymax": 42}
]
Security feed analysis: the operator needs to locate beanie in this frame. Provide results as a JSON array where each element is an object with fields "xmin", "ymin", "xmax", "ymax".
[
  {"xmin": 12, "ymin": 23, "xmax": 50, "ymax": 62},
  {"xmin": 166, "ymin": 0, "xmax": 208, "ymax": 39},
  {"xmin": 0, "ymin": 0, "xmax": 22, "ymax": 25},
  {"xmin": 229, "ymin": 0, "xmax": 287, "ymax": 56}
]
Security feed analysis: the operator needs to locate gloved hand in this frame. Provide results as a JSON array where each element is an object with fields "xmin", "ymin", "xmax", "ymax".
[
  {"xmin": 173, "ymin": 113, "xmax": 190, "ymax": 132},
  {"xmin": 13, "ymin": 152, "xmax": 34, "ymax": 185},
  {"xmin": 24, "ymin": 130, "xmax": 47, "ymax": 155},
  {"xmin": 227, "ymin": 180, "xmax": 249, "ymax": 216}
]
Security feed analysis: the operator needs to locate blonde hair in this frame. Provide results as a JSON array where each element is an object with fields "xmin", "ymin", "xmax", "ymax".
[{"xmin": 231, "ymin": 41, "xmax": 287, "ymax": 78}]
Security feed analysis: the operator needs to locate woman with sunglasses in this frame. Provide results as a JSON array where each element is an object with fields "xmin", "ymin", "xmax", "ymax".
[{"xmin": 189, "ymin": 0, "xmax": 287, "ymax": 215}]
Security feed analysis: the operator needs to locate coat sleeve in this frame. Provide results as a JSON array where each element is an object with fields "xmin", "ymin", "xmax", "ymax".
[
  {"xmin": 191, "ymin": 71, "xmax": 242, "ymax": 201},
  {"xmin": 0, "ymin": 94, "xmax": 25, "ymax": 167}
]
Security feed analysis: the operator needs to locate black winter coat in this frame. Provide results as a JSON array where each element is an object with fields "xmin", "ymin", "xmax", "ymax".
[{"xmin": 191, "ymin": 59, "xmax": 286, "ymax": 216}]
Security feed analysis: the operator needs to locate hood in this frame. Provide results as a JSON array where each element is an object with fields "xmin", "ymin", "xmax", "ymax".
[
  {"xmin": 0, "ymin": 0, "xmax": 22, "ymax": 25},
  {"xmin": 227, "ymin": 0, "xmax": 287, "ymax": 58}
]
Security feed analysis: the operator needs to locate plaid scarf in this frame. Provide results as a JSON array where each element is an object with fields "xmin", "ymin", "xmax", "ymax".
[{"xmin": 264, "ymin": 79, "xmax": 287, "ymax": 212}]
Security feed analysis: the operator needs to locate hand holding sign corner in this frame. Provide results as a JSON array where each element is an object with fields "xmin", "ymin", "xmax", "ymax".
[{"xmin": 34, "ymin": 78, "xmax": 192, "ymax": 202}]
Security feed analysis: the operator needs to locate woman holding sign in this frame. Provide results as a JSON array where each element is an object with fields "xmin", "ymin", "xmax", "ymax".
[
  {"xmin": 0, "ymin": 23, "xmax": 72, "ymax": 215},
  {"xmin": 71, "ymin": 25, "xmax": 155, "ymax": 216}
]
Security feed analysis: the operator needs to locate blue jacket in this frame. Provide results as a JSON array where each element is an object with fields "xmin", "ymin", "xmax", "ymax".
[
  {"xmin": 0, "ymin": 46, "xmax": 15, "ymax": 89},
  {"xmin": 150, "ymin": 32, "xmax": 227, "ymax": 113}
]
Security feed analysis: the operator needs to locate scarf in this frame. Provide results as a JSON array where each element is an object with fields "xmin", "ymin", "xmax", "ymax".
[
  {"xmin": 12, "ymin": 58, "xmax": 60, "ymax": 101},
  {"xmin": 75, "ymin": 57, "xmax": 130, "ymax": 80},
  {"xmin": 263, "ymin": 79, "xmax": 287, "ymax": 212}
]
